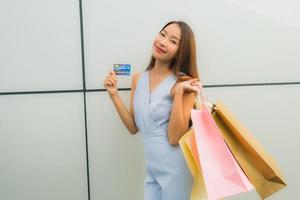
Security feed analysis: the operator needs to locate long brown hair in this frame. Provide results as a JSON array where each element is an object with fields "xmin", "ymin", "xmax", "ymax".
[{"xmin": 146, "ymin": 21, "xmax": 200, "ymax": 82}]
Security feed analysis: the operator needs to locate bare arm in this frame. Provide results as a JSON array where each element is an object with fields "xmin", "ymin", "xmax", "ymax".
[
  {"xmin": 104, "ymin": 71, "xmax": 140, "ymax": 135},
  {"xmin": 167, "ymin": 80, "xmax": 198, "ymax": 145}
]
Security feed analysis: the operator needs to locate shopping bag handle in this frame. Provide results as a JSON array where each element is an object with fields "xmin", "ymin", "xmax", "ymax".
[{"xmin": 194, "ymin": 85, "xmax": 215, "ymax": 112}]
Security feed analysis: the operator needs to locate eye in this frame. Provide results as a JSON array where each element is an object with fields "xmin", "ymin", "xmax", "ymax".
[
  {"xmin": 171, "ymin": 40, "xmax": 177, "ymax": 44},
  {"xmin": 160, "ymin": 32, "xmax": 166, "ymax": 37}
]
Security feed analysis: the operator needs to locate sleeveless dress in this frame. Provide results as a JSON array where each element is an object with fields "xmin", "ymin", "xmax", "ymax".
[{"xmin": 133, "ymin": 70, "xmax": 193, "ymax": 200}]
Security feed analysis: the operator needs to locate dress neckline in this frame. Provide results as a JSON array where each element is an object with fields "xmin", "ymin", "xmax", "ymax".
[{"xmin": 147, "ymin": 70, "xmax": 174, "ymax": 97}]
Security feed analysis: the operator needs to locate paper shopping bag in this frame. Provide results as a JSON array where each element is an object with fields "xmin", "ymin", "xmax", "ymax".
[
  {"xmin": 191, "ymin": 103, "xmax": 253, "ymax": 200},
  {"xmin": 211, "ymin": 101, "xmax": 287, "ymax": 199},
  {"xmin": 179, "ymin": 129, "xmax": 208, "ymax": 200}
]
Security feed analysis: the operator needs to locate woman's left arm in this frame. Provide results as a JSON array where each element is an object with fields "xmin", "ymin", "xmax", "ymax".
[{"xmin": 167, "ymin": 80, "xmax": 199, "ymax": 145}]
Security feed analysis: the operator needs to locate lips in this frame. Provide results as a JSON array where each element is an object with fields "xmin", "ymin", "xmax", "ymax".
[{"xmin": 155, "ymin": 45, "xmax": 167, "ymax": 54}]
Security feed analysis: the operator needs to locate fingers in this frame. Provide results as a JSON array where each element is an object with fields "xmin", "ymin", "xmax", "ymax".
[
  {"xmin": 188, "ymin": 79, "xmax": 203, "ymax": 92},
  {"xmin": 192, "ymin": 81, "xmax": 202, "ymax": 87},
  {"xmin": 105, "ymin": 71, "xmax": 117, "ymax": 86},
  {"xmin": 104, "ymin": 79, "xmax": 113, "ymax": 87},
  {"xmin": 187, "ymin": 78, "xmax": 198, "ymax": 83},
  {"xmin": 106, "ymin": 79, "xmax": 114, "ymax": 87},
  {"xmin": 109, "ymin": 77, "xmax": 116, "ymax": 86},
  {"xmin": 189, "ymin": 79, "xmax": 202, "ymax": 86},
  {"xmin": 192, "ymin": 80, "xmax": 198, "ymax": 85},
  {"xmin": 110, "ymin": 70, "xmax": 116, "ymax": 76},
  {"xmin": 185, "ymin": 85, "xmax": 200, "ymax": 93},
  {"xmin": 109, "ymin": 70, "xmax": 117, "ymax": 80}
]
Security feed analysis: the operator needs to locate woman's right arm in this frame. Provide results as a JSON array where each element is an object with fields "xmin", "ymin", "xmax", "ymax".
[{"xmin": 103, "ymin": 70, "xmax": 140, "ymax": 135}]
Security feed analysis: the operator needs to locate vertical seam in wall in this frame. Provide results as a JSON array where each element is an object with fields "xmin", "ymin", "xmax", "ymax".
[{"xmin": 79, "ymin": 0, "xmax": 91, "ymax": 200}]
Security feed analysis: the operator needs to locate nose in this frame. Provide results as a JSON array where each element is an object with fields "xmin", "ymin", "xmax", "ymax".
[{"xmin": 159, "ymin": 37, "xmax": 168, "ymax": 47}]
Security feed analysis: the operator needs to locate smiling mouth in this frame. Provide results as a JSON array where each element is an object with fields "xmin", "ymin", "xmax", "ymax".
[{"xmin": 155, "ymin": 45, "xmax": 167, "ymax": 53}]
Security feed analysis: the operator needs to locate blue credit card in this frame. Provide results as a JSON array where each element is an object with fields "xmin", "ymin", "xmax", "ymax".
[{"xmin": 113, "ymin": 64, "xmax": 131, "ymax": 76}]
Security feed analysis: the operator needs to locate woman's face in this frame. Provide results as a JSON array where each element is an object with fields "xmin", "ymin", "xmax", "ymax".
[{"xmin": 152, "ymin": 23, "xmax": 181, "ymax": 63}]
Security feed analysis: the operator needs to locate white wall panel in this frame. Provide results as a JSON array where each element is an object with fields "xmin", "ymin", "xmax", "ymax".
[
  {"xmin": 86, "ymin": 91, "xmax": 144, "ymax": 200},
  {"xmin": 0, "ymin": 0, "xmax": 82, "ymax": 92},
  {"xmin": 185, "ymin": 0, "xmax": 300, "ymax": 84},
  {"xmin": 0, "ymin": 93, "xmax": 88, "ymax": 200},
  {"xmin": 84, "ymin": 0, "xmax": 300, "ymax": 89},
  {"xmin": 83, "ymin": 0, "xmax": 188, "ymax": 89}
]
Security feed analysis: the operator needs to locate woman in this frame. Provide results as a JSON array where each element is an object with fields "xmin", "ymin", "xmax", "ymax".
[{"xmin": 103, "ymin": 20, "xmax": 202, "ymax": 200}]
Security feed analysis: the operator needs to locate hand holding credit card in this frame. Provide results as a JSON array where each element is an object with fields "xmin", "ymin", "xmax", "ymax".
[{"xmin": 113, "ymin": 64, "xmax": 131, "ymax": 76}]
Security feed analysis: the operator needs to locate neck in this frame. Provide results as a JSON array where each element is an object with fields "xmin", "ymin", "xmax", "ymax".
[{"xmin": 152, "ymin": 59, "xmax": 172, "ymax": 74}]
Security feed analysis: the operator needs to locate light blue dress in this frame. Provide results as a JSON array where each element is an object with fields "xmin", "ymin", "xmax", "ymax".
[{"xmin": 133, "ymin": 70, "xmax": 193, "ymax": 200}]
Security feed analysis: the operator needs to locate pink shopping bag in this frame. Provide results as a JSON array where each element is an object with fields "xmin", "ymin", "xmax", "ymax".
[{"xmin": 191, "ymin": 102, "xmax": 254, "ymax": 200}]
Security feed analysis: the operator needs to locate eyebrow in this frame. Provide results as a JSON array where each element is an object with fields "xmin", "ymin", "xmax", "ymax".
[{"xmin": 162, "ymin": 29, "xmax": 180, "ymax": 41}]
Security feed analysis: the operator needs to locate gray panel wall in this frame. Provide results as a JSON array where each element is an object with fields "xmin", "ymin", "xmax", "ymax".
[{"xmin": 0, "ymin": 0, "xmax": 299, "ymax": 199}]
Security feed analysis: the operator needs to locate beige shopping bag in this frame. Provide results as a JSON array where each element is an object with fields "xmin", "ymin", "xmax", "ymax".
[{"xmin": 211, "ymin": 101, "xmax": 287, "ymax": 199}]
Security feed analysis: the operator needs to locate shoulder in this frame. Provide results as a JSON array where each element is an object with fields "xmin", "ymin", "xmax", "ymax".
[
  {"xmin": 131, "ymin": 71, "xmax": 143, "ymax": 88},
  {"xmin": 170, "ymin": 74, "xmax": 193, "ymax": 98},
  {"xmin": 132, "ymin": 71, "xmax": 142, "ymax": 81}
]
